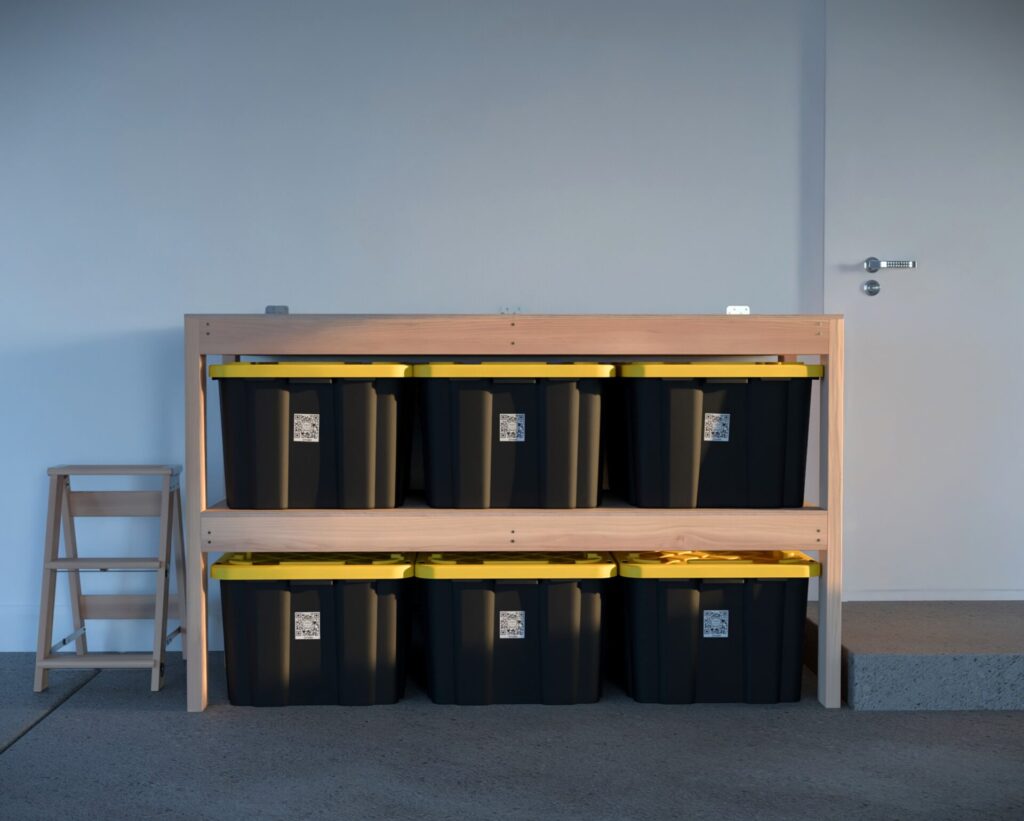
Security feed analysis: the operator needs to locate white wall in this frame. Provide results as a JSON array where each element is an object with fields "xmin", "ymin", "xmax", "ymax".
[{"xmin": 0, "ymin": 0, "xmax": 827, "ymax": 650}]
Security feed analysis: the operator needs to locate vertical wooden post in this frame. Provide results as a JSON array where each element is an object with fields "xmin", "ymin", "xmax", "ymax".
[
  {"xmin": 34, "ymin": 475, "xmax": 64, "ymax": 692},
  {"xmin": 60, "ymin": 477, "xmax": 88, "ymax": 655},
  {"xmin": 171, "ymin": 487, "xmax": 187, "ymax": 661},
  {"xmin": 818, "ymin": 317, "xmax": 844, "ymax": 708},
  {"xmin": 150, "ymin": 475, "xmax": 173, "ymax": 691},
  {"xmin": 185, "ymin": 318, "xmax": 209, "ymax": 711}
]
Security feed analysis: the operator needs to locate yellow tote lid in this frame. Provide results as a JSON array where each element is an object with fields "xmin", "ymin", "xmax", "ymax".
[
  {"xmin": 413, "ymin": 363, "xmax": 614, "ymax": 379},
  {"xmin": 211, "ymin": 552, "xmax": 414, "ymax": 580},
  {"xmin": 616, "ymin": 550, "xmax": 820, "ymax": 579},
  {"xmin": 415, "ymin": 552, "xmax": 617, "ymax": 580},
  {"xmin": 619, "ymin": 362, "xmax": 823, "ymax": 378},
  {"xmin": 209, "ymin": 362, "xmax": 411, "ymax": 379}
]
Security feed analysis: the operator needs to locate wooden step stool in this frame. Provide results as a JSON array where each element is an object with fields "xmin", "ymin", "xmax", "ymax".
[{"xmin": 34, "ymin": 465, "xmax": 186, "ymax": 692}]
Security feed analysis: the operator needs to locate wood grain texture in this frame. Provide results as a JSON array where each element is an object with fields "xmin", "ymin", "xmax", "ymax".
[
  {"xmin": 818, "ymin": 317, "xmax": 844, "ymax": 708},
  {"xmin": 191, "ymin": 314, "xmax": 835, "ymax": 356},
  {"xmin": 201, "ymin": 505, "xmax": 827, "ymax": 553},
  {"xmin": 184, "ymin": 318, "xmax": 208, "ymax": 712}
]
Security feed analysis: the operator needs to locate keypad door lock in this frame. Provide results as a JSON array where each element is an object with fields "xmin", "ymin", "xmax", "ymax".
[{"xmin": 864, "ymin": 257, "xmax": 916, "ymax": 273}]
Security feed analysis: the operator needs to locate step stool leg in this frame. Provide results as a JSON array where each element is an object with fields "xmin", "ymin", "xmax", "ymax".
[
  {"xmin": 172, "ymin": 487, "xmax": 187, "ymax": 661},
  {"xmin": 60, "ymin": 479, "xmax": 88, "ymax": 655},
  {"xmin": 150, "ymin": 477, "xmax": 173, "ymax": 692},
  {"xmin": 34, "ymin": 475, "xmax": 64, "ymax": 692}
]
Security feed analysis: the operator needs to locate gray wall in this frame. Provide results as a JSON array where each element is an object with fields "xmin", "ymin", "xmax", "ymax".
[{"xmin": 0, "ymin": 0, "xmax": 824, "ymax": 649}]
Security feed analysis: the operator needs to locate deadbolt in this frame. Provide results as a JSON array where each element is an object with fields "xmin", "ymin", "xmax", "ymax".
[{"xmin": 862, "ymin": 279, "xmax": 881, "ymax": 296}]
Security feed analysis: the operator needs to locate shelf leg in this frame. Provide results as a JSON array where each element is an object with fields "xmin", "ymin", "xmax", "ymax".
[
  {"xmin": 818, "ymin": 318, "xmax": 844, "ymax": 708},
  {"xmin": 185, "ymin": 323, "xmax": 208, "ymax": 712}
]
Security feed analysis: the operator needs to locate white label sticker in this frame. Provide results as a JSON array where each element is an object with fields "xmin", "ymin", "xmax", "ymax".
[
  {"xmin": 294, "ymin": 611, "xmax": 321, "ymax": 640},
  {"xmin": 499, "ymin": 413, "xmax": 526, "ymax": 443},
  {"xmin": 703, "ymin": 412, "xmax": 731, "ymax": 442},
  {"xmin": 499, "ymin": 610, "xmax": 526, "ymax": 639},
  {"xmin": 703, "ymin": 609, "xmax": 729, "ymax": 638},
  {"xmin": 293, "ymin": 413, "xmax": 320, "ymax": 443}
]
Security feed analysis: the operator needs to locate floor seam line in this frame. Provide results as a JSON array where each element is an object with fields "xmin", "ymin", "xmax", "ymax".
[{"xmin": 0, "ymin": 669, "xmax": 101, "ymax": 756}]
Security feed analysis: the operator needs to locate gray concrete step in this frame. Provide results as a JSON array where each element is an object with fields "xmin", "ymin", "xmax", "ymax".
[{"xmin": 806, "ymin": 601, "xmax": 1024, "ymax": 710}]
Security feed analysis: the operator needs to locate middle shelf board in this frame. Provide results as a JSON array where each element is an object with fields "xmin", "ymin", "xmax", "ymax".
[{"xmin": 201, "ymin": 499, "xmax": 827, "ymax": 553}]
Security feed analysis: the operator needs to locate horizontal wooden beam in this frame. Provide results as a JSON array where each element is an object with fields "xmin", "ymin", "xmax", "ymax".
[
  {"xmin": 68, "ymin": 491, "xmax": 164, "ymax": 517},
  {"xmin": 188, "ymin": 314, "xmax": 835, "ymax": 356},
  {"xmin": 201, "ymin": 504, "xmax": 827, "ymax": 553},
  {"xmin": 37, "ymin": 653, "xmax": 155, "ymax": 669},
  {"xmin": 48, "ymin": 465, "xmax": 180, "ymax": 477},
  {"xmin": 79, "ymin": 595, "xmax": 182, "ymax": 620},
  {"xmin": 45, "ymin": 558, "xmax": 162, "ymax": 571}
]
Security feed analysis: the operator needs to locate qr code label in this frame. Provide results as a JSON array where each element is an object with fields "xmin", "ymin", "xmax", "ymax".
[
  {"xmin": 499, "ymin": 413, "xmax": 526, "ymax": 443},
  {"xmin": 293, "ymin": 413, "xmax": 320, "ymax": 443},
  {"xmin": 294, "ymin": 611, "xmax": 320, "ymax": 640},
  {"xmin": 499, "ymin": 610, "xmax": 526, "ymax": 639},
  {"xmin": 703, "ymin": 609, "xmax": 729, "ymax": 638},
  {"xmin": 703, "ymin": 412, "xmax": 731, "ymax": 442}
]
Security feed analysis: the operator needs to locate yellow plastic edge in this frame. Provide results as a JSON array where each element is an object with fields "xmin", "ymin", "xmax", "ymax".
[
  {"xmin": 615, "ymin": 550, "xmax": 821, "ymax": 579},
  {"xmin": 619, "ymin": 362, "xmax": 824, "ymax": 379},
  {"xmin": 414, "ymin": 552, "xmax": 618, "ymax": 580},
  {"xmin": 413, "ymin": 363, "xmax": 615, "ymax": 379},
  {"xmin": 209, "ymin": 362, "xmax": 411, "ymax": 379},
  {"xmin": 211, "ymin": 552, "xmax": 414, "ymax": 580}
]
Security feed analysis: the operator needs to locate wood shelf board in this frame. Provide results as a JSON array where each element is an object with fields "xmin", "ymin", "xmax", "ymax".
[
  {"xmin": 188, "ymin": 314, "xmax": 837, "ymax": 356},
  {"xmin": 200, "ymin": 503, "xmax": 827, "ymax": 553}
]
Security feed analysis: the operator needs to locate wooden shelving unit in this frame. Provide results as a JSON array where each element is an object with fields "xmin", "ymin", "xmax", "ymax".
[{"xmin": 185, "ymin": 314, "xmax": 844, "ymax": 711}]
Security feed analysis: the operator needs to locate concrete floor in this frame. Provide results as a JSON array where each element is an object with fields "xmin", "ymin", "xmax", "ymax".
[{"xmin": 1, "ymin": 653, "xmax": 1022, "ymax": 821}]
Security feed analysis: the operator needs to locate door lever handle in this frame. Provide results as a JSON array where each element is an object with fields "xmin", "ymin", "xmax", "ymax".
[{"xmin": 865, "ymin": 257, "xmax": 916, "ymax": 273}]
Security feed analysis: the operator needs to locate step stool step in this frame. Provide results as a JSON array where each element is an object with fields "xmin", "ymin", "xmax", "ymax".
[
  {"xmin": 48, "ymin": 465, "xmax": 181, "ymax": 477},
  {"xmin": 45, "ymin": 558, "xmax": 162, "ymax": 571},
  {"xmin": 38, "ymin": 652, "xmax": 156, "ymax": 669},
  {"xmin": 79, "ymin": 594, "xmax": 182, "ymax": 620},
  {"xmin": 67, "ymin": 490, "xmax": 165, "ymax": 517}
]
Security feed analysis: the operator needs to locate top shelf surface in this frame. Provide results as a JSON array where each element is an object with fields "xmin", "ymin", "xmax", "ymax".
[
  {"xmin": 200, "ymin": 500, "xmax": 828, "ymax": 553},
  {"xmin": 187, "ymin": 314, "xmax": 840, "ymax": 356}
]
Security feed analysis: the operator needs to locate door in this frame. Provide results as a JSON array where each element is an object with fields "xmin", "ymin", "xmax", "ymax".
[{"xmin": 825, "ymin": 0, "xmax": 1024, "ymax": 598}]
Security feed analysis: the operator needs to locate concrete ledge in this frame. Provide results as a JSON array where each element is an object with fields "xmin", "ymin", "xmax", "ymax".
[{"xmin": 806, "ymin": 602, "xmax": 1024, "ymax": 711}]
